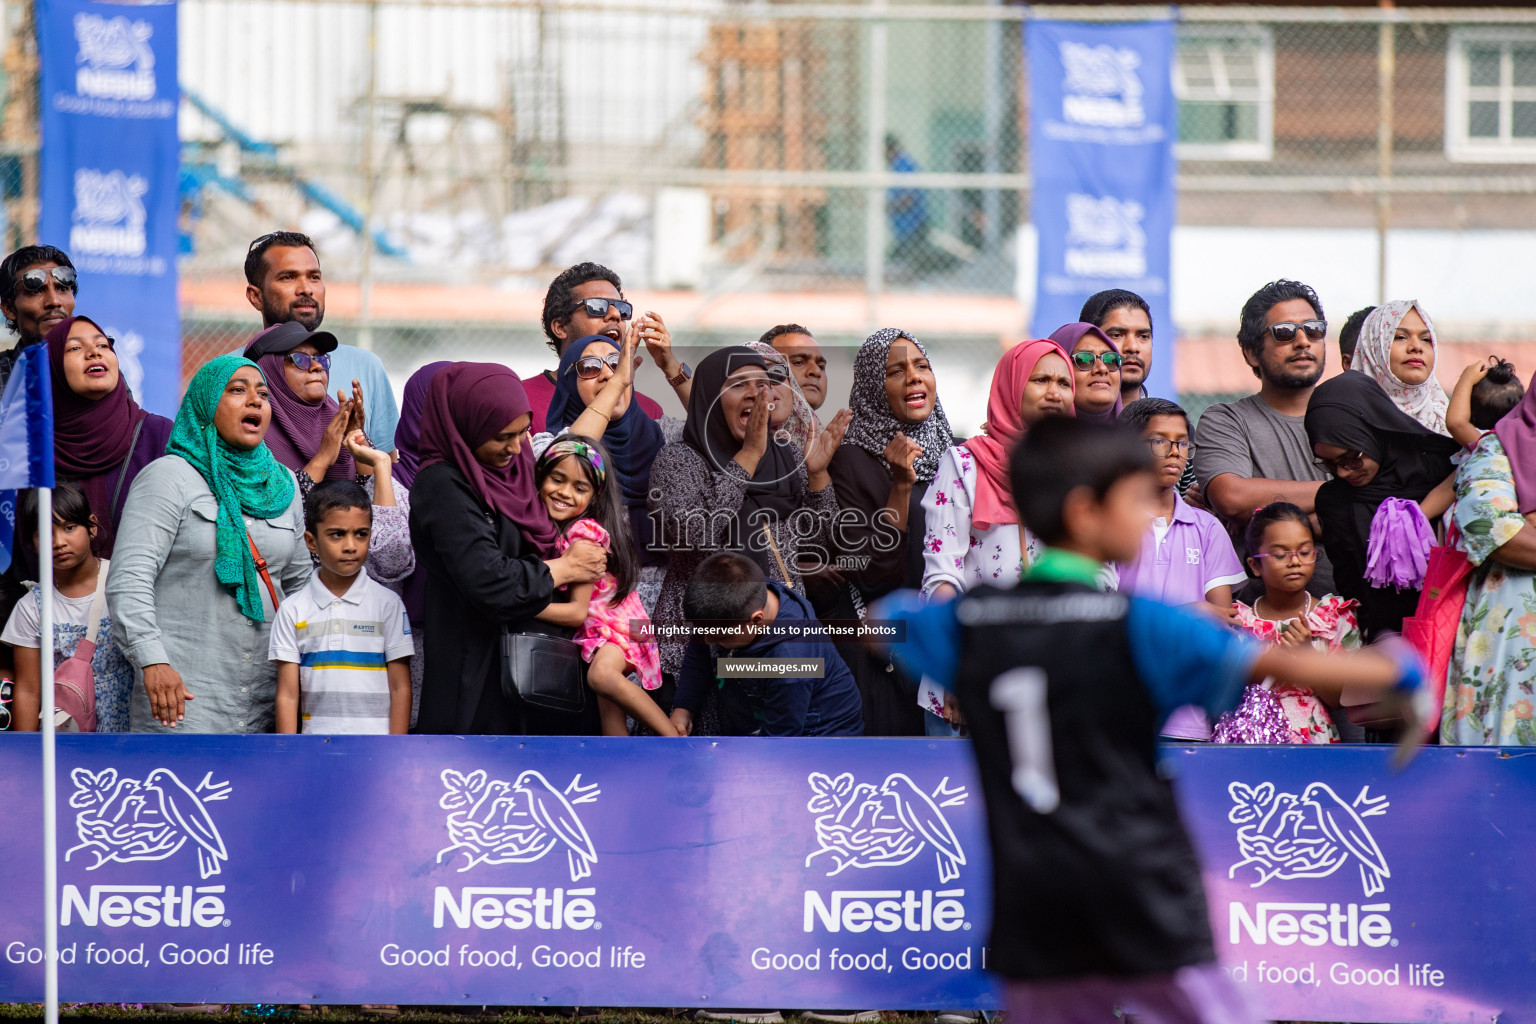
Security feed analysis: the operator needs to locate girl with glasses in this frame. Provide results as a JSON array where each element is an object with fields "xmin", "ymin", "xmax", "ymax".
[
  {"xmin": 1214, "ymin": 501, "xmax": 1362, "ymax": 745},
  {"xmin": 1050, "ymin": 322, "xmax": 1123, "ymax": 422}
]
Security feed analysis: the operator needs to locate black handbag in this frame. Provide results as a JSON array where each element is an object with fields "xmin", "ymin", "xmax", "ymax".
[{"xmin": 501, "ymin": 628, "xmax": 587, "ymax": 714}]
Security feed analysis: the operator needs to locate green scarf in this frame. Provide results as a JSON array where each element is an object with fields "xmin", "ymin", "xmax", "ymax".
[{"xmin": 167, "ymin": 354, "xmax": 297, "ymax": 622}]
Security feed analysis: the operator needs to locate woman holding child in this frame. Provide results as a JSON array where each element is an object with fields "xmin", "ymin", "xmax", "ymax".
[
  {"xmin": 107, "ymin": 354, "xmax": 312, "ymax": 733},
  {"xmin": 1441, "ymin": 380, "xmax": 1536, "ymax": 745},
  {"xmin": 408, "ymin": 362, "xmax": 607, "ymax": 735}
]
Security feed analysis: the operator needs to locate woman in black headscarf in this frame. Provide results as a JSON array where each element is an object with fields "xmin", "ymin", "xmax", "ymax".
[
  {"xmin": 647, "ymin": 346, "xmax": 850, "ymax": 721},
  {"xmin": 1304, "ymin": 371, "xmax": 1460, "ymax": 642}
]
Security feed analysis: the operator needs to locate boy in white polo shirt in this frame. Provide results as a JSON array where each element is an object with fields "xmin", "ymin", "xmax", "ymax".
[{"xmin": 272, "ymin": 480, "xmax": 413, "ymax": 734}]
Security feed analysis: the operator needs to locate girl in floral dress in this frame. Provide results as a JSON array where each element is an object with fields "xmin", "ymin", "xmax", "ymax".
[
  {"xmin": 1218, "ymin": 502, "xmax": 1361, "ymax": 744},
  {"xmin": 533, "ymin": 436, "xmax": 671, "ymax": 736}
]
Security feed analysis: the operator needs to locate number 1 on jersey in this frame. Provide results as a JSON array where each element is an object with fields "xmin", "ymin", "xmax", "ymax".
[{"xmin": 991, "ymin": 667, "xmax": 1060, "ymax": 814}]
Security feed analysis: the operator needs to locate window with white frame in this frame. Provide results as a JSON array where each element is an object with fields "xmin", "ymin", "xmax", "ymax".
[
  {"xmin": 1447, "ymin": 30, "xmax": 1536, "ymax": 162},
  {"xmin": 1174, "ymin": 27, "xmax": 1274, "ymax": 161}
]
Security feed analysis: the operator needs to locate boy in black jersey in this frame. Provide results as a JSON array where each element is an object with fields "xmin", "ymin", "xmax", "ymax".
[{"xmin": 877, "ymin": 418, "xmax": 1426, "ymax": 1024}]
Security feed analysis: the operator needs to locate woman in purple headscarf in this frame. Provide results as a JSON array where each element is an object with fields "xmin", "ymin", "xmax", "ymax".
[
  {"xmin": 408, "ymin": 362, "xmax": 607, "ymax": 735},
  {"xmin": 389, "ymin": 359, "xmax": 449, "ymax": 727},
  {"xmin": 242, "ymin": 321, "xmax": 415, "ymax": 586},
  {"xmin": 1050, "ymin": 322, "xmax": 1123, "ymax": 423},
  {"xmin": 46, "ymin": 315, "xmax": 173, "ymax": 557}
]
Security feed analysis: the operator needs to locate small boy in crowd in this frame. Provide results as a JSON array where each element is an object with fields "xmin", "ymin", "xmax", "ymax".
[
  {"xmin": 876, "ymin": 418, "xmax": 1425, "ymax": 1023},
  {"xmin": 1117, "ymin": 398, "xmax": 1246, "ymax": 613},
  {"xmin": 272, "ymin": 481, "xmax": 413, "ymax": 734},
  {"xmin": 674, "ymin": 551, "xmax": 863, "ymax": 737}
]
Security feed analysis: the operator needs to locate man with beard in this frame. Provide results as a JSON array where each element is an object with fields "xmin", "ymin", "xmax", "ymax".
[
  {"xmin": 0, "ymin": 244, "xmax": 77, "ymax": 392},
  {"xmin": 1194, "ymin": 279, "xmax": 1334, "ymax": 591},
  {"xmin": 524, "ymin": 262, "xmax": 681, "ymax": 434},
  {"xmin": 1080, "ymin": 289, "xmax": 1154, "ymax": 405},
  {"xmin": 762, "ymin": 323, "xmax": 828, "ymax": 413},
  {"xmin": 243, "ymin": 231, "xmax": 400, "ymax": 451}
]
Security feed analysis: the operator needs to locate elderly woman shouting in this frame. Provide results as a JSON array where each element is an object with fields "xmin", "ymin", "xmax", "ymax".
[{"xmin": 108, "ymin": 355, "xmax": 311, "ymax": 732}]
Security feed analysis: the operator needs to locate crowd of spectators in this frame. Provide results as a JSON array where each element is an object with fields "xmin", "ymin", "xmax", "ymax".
[{"xmin": 0, "ymin": 234, "xmax": 1529, "ymax": 752}]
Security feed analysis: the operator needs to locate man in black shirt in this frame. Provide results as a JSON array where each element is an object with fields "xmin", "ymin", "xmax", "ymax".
[{"xmin": 0, "ymin": 244, "xmax": 77, "ymax": 393}]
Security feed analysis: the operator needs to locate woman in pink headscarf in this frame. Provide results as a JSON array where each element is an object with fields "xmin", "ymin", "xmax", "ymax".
[{"xmin": 920, "ymin": 339, "xmax": 1076, "ymax": 604}]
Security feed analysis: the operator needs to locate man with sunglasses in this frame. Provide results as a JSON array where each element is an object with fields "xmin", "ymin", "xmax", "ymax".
[
  {"xmin": 1193, "ymin": 279, "xmax": 1335, "ymax": 592},
  {"xmin": 0, "ymin": 244, "xmax": 77, "ymax": 393},
  {"xmin": 243, "ymin": 231, "xmax": 400, "ymax": 452},
  {"xmin": 526, "ymin": 262, "xmax": 679, "ymax": 434}
]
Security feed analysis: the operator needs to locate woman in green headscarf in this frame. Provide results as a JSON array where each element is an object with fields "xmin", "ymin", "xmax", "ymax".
[{"xmin": 107, "ymin": 354, "xmax": 311, "ymax": 733}]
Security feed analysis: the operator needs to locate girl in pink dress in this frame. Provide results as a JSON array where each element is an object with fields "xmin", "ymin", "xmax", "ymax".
[
  {"xmin": 1215, "ymin": 501, "xmax": 1361, "ymax": 744},
  {"xmin": 534, "ymin": 436, "xmax": 672, "ymax": 736}
]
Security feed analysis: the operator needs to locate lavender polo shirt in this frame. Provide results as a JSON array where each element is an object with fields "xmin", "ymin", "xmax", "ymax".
[
  {"xmin": 1119, "ymin": 491, "xmax": 1248, "ymax": 742},
  {"xmin": 1119, "ymin": 491, "xmax": 1247, "ymax": 605}
]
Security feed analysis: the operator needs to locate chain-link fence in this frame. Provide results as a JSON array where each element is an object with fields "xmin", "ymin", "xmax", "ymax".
[{"xmin": 5, "ymin": 2, "xmax": 1536, "ymax": 430}]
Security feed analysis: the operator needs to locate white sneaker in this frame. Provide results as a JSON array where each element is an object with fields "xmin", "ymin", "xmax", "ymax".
[
  {"xmin": 803, "ymin": 1013, "xmax": 882, "ymax": 1023},
  {"xmin": 694, "ymin": 1012, "xmax": 784, "ymax": 1023}
]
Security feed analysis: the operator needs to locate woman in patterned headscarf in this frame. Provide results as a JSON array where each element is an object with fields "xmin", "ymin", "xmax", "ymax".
[
  {"xmin": 823, "ymin": 328, "xmax": 955, "ymax": 736},
  {"xmin": 1355, "ymin": 299, "xmax": 1451, "ymax": 435}
]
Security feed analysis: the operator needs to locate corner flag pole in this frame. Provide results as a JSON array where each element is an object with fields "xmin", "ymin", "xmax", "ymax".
[{"xmin": 39, "ymin": 482, "xmax": 57, "ymax": 1024}]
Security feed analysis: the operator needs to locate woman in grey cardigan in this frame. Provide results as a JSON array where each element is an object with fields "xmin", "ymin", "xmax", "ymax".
[{"xmin": 108, "ymin": 354, "xmax": 310, "ymax": 733}]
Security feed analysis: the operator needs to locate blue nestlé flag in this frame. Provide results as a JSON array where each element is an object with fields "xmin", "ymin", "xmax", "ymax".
[
  {"xmin": 0, "ymin": 345, "xmax": 56, "ymax": 571},
  {"xmin": 1027, "ymin": 20, "xmax": 1178, "ymax": 400}
]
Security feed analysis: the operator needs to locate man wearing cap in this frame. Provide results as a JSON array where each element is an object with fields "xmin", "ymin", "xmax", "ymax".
[
  {"xmin": 0, "ymin": 244, "xmax": 78, "ymax": 393},
  {"xmin": 244, "ymin": 231, "xmax": 400, "ymax": 452},
  {"xmin": 242, "ymin": 321, "xmax": 360, "ymax": 486}
]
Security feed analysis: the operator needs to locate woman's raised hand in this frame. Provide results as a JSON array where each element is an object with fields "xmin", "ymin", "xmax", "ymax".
[
  {"xmin": 735, "ymin": 390, "xmax": 772, "ymax": 468},
  {"xmin": 884, "ymin": 434, "xmax": 923, "ymax": 486},
  {"xmin": 344, "ymin": 380, "xmax": 367, "ymax": 436},
  {"xmin": 803, "ymin": 409, "xmax": 852, "ymax": 477}
]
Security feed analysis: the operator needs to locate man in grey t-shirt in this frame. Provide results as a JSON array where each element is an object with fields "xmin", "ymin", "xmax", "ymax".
[{"xmin": 1194, "ymin": 279, "xmax": 1334, "ymax": 593}]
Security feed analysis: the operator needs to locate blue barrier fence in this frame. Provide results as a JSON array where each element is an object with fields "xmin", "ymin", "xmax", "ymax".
[{"xmin": 0, "ymin": 738, "xmax": 1531, "ymax": 1022}]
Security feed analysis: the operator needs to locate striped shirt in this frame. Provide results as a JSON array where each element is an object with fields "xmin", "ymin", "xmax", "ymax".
[{"xmin": 268, "ymin": 568, "xmax": 414, "ymax": 734}]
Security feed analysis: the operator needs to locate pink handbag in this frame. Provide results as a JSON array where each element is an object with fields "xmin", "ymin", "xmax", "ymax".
[
  {"xmin": 49, "ymin": 560, "xmax": 108, "ymax": 733},
  {"xmin": 1399, "ymin": 538, "xmax": 1475, "ymax": 730}
]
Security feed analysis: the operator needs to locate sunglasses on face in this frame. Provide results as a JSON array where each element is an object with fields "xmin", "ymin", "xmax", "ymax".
[
  {"xmin": 570, "ymin": 352, "xmax": 622, "ymax": 379},
  {"xmin": 1146, "ymin": 437, "xmax": 1194, "ymax": 459},
  {"xmin": 1071, "ymin": 350, "xmax": 1123, "ymax": 371},
  {"xmin": 287, "ymin": 351, "xmax": 331, "ymax": 373},
  {"xmin": 1314, "ymin": 449, "xmax": 1367, "ymax": 476},
  {"xmin": 1252, "ymin": 546, "xmax": 1319, "ymax": 565},
  {"xmin": 17, "ymin": 266, "xmax": 78, "ymax": 296},
  {"xmin": 1268, "ymin": 320, "xmax": 1328, "ymax": 343},
  {"xmin": 570, "ymin": 297, "xmax": 633, "ymax": 321}
]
